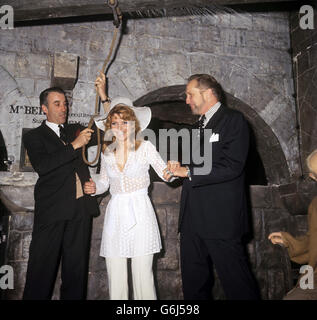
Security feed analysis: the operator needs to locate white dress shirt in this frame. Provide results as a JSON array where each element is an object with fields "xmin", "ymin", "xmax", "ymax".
[
  {"xmin": 45, "ymin": 120, "xmax": 63, "ymax": 137},
  {"xmin": 199, "ymin": 101, "xmax": 221, "ymax": 128}
]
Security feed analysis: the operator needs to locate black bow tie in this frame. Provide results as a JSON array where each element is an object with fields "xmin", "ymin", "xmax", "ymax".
[{"xmin": 58, "ymin": 125, "xmax": 67, "ymax": 143}]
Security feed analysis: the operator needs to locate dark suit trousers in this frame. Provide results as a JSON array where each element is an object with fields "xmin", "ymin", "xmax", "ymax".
[
  {"xmin": 23, "ymin": 197, "xmax": 92, "ymax": 300},
  {"xmin": 180, "ymin": 214, "xmax": 259, "ymax": 300}
]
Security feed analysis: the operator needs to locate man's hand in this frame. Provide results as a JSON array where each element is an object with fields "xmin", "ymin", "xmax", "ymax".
[
  {"xmin": 167, "ymin": 161, "xmax": 188, "ymax": 178},
  {"xmin": 171, "ymin": 166, "xmax": 189, "ymax": 178},
  {"xmin": 167, "ymin": 160, "xmax": 181, "ymax": 173},
  {"xmin": 71, "ymin": 128, "xmax": 94, "ymax": 150},
  {"xmin": 84, "ymin": 178, "xmax": 96, "ymax": 195},
  {"xmin": 95, "ymin": 71, "xmax": 107, "ymax": 101},
  {"xmin": 268, "ymin": 232, "xmax": 285, "ymax": 245}
]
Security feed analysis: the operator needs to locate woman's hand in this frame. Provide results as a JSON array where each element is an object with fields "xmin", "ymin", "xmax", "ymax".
[
  {"xmin": 268, "ymin": 232, "xmax": 285, "ymax": 245},
  {"xmin": 95, "ymin": 71, "xmax": 107, "ymax": 101},
  {"xmin": 84, "ymin": 178, "xmax": 96, "ymax": 195},
  {"xmin": 163, "ymin": 168, "xmax": 173, "ymax": 182},
  {"xmin": 167, "ymin": 161, "xmax": 189, "ymax": 178}
]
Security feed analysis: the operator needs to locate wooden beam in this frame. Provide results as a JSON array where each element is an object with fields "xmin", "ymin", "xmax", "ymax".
[{"xmin": 5, "ymin": 0, "xmax": 299, "ymax": 23}]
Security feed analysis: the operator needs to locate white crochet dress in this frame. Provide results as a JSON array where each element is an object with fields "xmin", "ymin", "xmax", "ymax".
[{"xmin": 94, "ymin": 140, "xmax": 168, "ymax": 258}]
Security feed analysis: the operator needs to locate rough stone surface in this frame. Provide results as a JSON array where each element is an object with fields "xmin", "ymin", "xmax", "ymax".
[
  {"xmin": 290, "ymin": 9, "xmax": 317, "ymax": 174},
  {"xmin": 0, "ymin": 11, "xmax": 300, "ymax": 177}
]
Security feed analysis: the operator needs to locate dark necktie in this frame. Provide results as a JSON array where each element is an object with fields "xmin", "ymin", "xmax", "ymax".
[
  {"xmin": 197, "ymin": 114, "xmax": 206, "ymax": 138},
  {"xmin": 58, "ymin": 125, "xmax": 67, "ymax": 143}
]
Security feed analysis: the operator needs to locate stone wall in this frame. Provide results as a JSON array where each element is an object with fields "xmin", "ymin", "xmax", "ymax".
[
  {"xmin": 290, "ymin": 6, "xmax": 317, "ymax": 172},
  {"xmin": 0, "ymin": 10, "xmax": 299, "ymax": 177}
]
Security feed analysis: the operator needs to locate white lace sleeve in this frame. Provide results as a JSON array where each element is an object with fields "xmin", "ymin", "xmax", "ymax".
[
  {"xmin": 145, "ymin": 141, "xmax": 170, "ymax": 182},
  {"xmin": 92, "ymin": 153, "xmax": 110, "ymax": 195}
]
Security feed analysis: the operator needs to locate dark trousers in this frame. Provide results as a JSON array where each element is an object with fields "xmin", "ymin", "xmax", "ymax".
[
  {"xmin": 23, "ymin": 198, "xmax": 92, "ymax": 300},
  {"xmin": 180, "ymin": 225, "xmax": 260, "ymax": 300}
]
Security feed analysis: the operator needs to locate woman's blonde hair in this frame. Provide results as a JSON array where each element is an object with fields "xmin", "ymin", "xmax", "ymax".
[{"xmin": 102, "ymin": 104, "xmax": 142, "ymax": 153}]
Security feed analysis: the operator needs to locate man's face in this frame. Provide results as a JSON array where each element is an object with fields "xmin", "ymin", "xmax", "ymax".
[
  {"xmin": 185, "ymin": 80, "xmax": 209, "ymax": 115},
  {"xmin": 42, "ymin": 92, "xmax": 67, "ymax": 124}
]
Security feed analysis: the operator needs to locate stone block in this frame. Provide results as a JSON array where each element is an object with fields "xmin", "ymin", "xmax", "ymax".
[
  {"xmin": 10, "ymin": 212, "xmax": 34, "ymax": 232},
  {"xmin": 156, "ymin": 238, "xmax": 179, "ymax": 271},
  {"xmin": 15, "ymin": 53, "xmax": 51, "ymax": 79},
  {"xmin": 249, "ymin": 186, "xmax": 273, "ymax": 209},
  {"xmin": 288, "ymin": 215, "xmax": 308, "ymax": 236},
  {"xmin": 262, "ymin": 209, "xmax": 290, "ymax": 237},
  {"xmin": 34, "ymin": 79, "xmax": 51, "ymax": 98},
  {"xmin": 230, "ymin": 13, "xmax": 253, "ymax": 30},
  {"xmin": 150, "ymin": 182, "xmax": 181, "ymax": 205},
  {"xmin": 88, "ymin": 238, "xmax": 107, "ymax": 273},
  {"xmin": 87, "ymin": 270, "xmax": 109, "ymax": 300},
  {"xmin": 16, "ymin": 78, "xmax": 35, "ymax": 98},
  {"xmin": 7, "ymin": 230, "xmax": 22, "ymax": 261},
  {"xmin": 267, "ymin": 269, "xmax": 288, "ymax": 300},
  {"xmin": 156, "ymin": 270, "xmax": 183, "ymax": 300},
  {"xmin": 21, "ymin": 232, "xmax": 32, "ymax": 260},
  {"xmin": 250, "ymin": 208, "xmax": 263, "ymax": 242},
  {"xmin": 155, "ymin": 206, "xmax": 167, "ymax": 239},
  {"xmin": 166, "ymin": 205, "xmax": 179, "ymax": 239},
  {"xmin": 51, "ymin": 52, "xmax": 78, "ymax": 90}
]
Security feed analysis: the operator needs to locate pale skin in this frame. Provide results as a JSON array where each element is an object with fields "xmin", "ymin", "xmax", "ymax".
[
  {"xmin": 268, "ymin": 153, "xmax": 317, "ymax": 246},
  {"xmin": 41, "ymin": 91, "xmax": 93, "ymax": 150},
  {"xmin": 84, "ymin": 75, "xmax": 173, "ymax": 195},
  {"xmin": 167, "ymin": 79, "xmax": 219, "ymax": 177}
]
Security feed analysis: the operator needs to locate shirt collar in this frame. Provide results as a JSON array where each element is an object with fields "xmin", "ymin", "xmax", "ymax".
[
  {"xmin": 200, "ymin": 101, "xmax": 221, "ymax": 127},
  {"xmin": 45, "ymin": 120, "xmax": 62, "ymax": 137}
]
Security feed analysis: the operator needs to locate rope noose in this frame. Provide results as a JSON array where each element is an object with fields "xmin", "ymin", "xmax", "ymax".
[{"xmin": 82, "ymin": 0, "xmax": 122, "ymax": 166}]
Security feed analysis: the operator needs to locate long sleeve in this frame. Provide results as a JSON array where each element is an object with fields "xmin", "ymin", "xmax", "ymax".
[
  {"xmin": 146, "ymin": 141, "xmax": 170, "ymax": 182},
  {"xmin": 93, "ymin": 153, "xmax": 110, "ymax": 195},
  {"xmin": 189, "ymin": 112, "xmax": 249, "ymax": 187},
  {"xmin": 23, "ymin": 130, "xmax": 77, "ymax": 176},
  {"xmin": 280, "ymin": 232, "xmax": 309, "ymax": 264}
]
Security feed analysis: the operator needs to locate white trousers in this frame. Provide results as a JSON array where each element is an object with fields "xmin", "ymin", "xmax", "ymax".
[{"xmin": 105, "ymin": 254, "xmax": 157, "ymax": 300}]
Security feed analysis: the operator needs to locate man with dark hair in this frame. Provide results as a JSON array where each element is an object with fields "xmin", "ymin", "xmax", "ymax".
[
  {"xmin": 22, "ymin": 87, "xmax": 99, "ymax": 300},
  {"xmin": 169, "ymin": 74, "xmax": 259, "ymax": 299}
]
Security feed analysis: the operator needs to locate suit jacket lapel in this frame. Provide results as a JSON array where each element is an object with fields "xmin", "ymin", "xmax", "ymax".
[
  {"xmin": 191, "ymin": 104, "xmax": 227, "ymax": 154},
  {"xmin": 204, "ymin": 104, "xmax": 227, "ymax": 131},
  {"xmin": 39, "ymin": 121, "xmax": 65, "ymax": 146}
]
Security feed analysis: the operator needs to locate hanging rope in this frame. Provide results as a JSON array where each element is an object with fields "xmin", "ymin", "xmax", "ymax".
[{"xmin": 82, "ymin": 0, "xmax": 122, "ymax": 165}]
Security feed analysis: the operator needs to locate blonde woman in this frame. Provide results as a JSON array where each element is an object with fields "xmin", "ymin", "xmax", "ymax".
[{"xmin": 84, "ymin": 97, "xmax": 175, "ymax": 300}]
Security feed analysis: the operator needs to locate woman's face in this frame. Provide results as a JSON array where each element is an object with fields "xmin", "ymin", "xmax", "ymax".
[{"xmin": 110, "ymin": 113, "xmax": 129, "ymax": 141}]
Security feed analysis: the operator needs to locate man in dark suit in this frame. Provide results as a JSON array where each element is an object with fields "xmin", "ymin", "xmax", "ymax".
[
  {"xmin": 169, "ymin": 74, "xmax": 259, "ymax": 300},
  {"xmin": 22, "ymin": 87, "xmax": 99, "ymax": 300}
]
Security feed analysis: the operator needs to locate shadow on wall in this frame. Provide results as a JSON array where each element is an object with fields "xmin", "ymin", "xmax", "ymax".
[{"xmin": 0, "ymin": 130, "xmax": 8, "ymax": 171}]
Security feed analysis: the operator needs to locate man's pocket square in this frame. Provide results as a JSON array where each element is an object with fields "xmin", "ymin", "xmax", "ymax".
[{"xmin": 209, "ymin": 133, "xmax": 219, "ymax": 142}]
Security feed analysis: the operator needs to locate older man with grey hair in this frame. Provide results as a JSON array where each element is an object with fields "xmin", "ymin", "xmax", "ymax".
[{"xmin": 269, "ymin": 149, "xmax": 317, "ymax": 300}]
